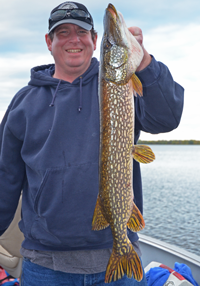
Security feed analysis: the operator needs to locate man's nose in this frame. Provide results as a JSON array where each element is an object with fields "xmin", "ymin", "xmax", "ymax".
[{"xmin": 69, "ymin": 32, "xmax": 80, "ymax": 42}]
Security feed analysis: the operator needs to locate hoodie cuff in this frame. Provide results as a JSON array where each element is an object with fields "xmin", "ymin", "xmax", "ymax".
[{"xmin": 135, "ymin": 55, "xmax": 161, "ymax": 87}]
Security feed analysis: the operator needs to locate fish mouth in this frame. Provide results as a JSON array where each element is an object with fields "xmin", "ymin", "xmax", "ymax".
[{"xmin": 106, "ymin": 3, "xmax": 118, "ymax": 20}]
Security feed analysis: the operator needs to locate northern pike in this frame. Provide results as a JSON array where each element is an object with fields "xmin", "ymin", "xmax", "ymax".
[{"xmin": 92, "ymin": 3, "xmax": 155, "ymax": 283}]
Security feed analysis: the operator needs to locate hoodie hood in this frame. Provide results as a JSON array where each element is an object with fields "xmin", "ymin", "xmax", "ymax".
[
  {"xmin": 28, "ymin": 57, "xmax": 99, "ymax": 88},
  {"xmin": 28, "ymin": 57, "xmax": 99, "ymax": 110}
]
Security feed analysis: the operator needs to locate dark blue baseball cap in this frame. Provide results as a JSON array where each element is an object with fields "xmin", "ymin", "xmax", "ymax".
[{"xmin": 48, "ymin": 1, "xmax": 94, "ymax": 33}]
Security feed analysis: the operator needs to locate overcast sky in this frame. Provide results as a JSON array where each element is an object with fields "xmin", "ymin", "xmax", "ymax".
[{"xmin": 0, "ymin": 0, "xmax": 199, "ymax": 140}]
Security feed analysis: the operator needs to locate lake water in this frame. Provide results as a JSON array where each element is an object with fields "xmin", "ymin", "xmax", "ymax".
[{"xmin": 139, "ymin": 145, "xmax": 200, "ymax": 256}]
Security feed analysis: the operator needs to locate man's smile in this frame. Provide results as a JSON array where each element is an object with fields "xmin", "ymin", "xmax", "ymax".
[{"xmin": 66, "ymin": 49, "xmax": 82, "ymax": 53}]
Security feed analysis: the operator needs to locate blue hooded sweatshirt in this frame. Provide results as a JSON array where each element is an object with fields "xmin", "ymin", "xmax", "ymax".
[{"xmin": 0, "ymin": 57, "xmax": 184, "ymax": 251}]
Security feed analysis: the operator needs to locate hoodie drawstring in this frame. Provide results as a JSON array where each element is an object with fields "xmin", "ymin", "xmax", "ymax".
[
  {"xmin": 49, "ymin": 79, "xmax": 62, "ymax": 107},
  {"xmin": 78, "ymin": 76, "xmax": 83, "ymax": 112},
  {"xmin": 49, "ymin": 77, "xmax": 83, "ymax": 111}
]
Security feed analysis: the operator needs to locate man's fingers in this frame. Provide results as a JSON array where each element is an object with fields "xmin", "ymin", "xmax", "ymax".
[
  {"xmin": 128, "ymin": 26, "xmax": 142, "ymax": 36},
  {"xmin": 128, "ymin": 26, "xmax": 143, "ymax": 46}
]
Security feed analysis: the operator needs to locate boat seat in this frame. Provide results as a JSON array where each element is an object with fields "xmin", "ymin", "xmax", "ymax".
[{"xmin": 0, "ymin": 195, "xmax": 24, "ymax": 278}]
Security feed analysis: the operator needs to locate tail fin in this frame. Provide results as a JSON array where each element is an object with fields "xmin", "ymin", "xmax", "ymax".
[{"xmin": 105, "ymin": 242, "xmax": 143, "ymax": 283}]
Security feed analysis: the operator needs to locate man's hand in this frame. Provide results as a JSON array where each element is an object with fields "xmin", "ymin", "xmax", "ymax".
[{"xmin": 128, "ymin": 26, "xmax": 152, "ymax": 72}]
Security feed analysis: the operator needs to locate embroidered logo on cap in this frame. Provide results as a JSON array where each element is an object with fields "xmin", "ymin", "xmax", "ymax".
[{"xmin": 59, "ymin": 2, "xmax": 78, "ymax": 9}]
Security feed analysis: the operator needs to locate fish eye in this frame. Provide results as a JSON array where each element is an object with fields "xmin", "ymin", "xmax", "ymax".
[{"xmin": 104, "ymin": 39, "xmax": 112, "ymax": 50}]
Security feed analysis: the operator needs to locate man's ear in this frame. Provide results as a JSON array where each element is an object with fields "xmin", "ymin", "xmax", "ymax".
[
  {"xmin": 45, "ymin": 34, "xmax": 52, "ymax": 52},
  {"xmin": 93, "ymin": 34, "xmax": 98, "ymax": 51}
]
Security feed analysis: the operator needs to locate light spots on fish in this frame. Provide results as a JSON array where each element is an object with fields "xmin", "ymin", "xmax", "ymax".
[{"xmin": 99, "ymin": 79, "xmax": 135, "ymax": 255}]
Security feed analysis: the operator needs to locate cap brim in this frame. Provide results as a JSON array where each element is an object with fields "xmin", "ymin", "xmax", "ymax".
[{"xmin": 49, "ymin": 19, "xmax": 92, "ymax": 33}]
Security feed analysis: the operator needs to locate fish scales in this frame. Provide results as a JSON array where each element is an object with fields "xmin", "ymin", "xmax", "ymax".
[
  {"xmin": 100, "ymin": 80, "xmax": 133, "ymax": 216},
  {"xmin": 92, "ymin": 3, "xmax": 155, "ymax": 283},
  {"xmin": 100, "ymin": 79, "xmax": 134, "ymax": 244}
]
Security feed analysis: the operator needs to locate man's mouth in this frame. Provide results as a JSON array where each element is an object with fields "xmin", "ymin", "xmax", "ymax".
[{"xmin": 66, "ymin": 49, "xmax": 82, "ymax": 53}]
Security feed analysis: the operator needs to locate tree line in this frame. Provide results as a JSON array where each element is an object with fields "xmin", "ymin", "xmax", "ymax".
[{"xmin": 138, "ymin": 140, "xmax": 200, "ymax": 145}]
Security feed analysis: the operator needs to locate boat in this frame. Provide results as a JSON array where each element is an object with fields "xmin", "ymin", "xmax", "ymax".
[
  {"xmin": 0, "ymin": 197, "xmax": 199, "ymax": 285},
  {"xmin": 139, "ymin": 233, "xmax": 200, "ymax": 285}
]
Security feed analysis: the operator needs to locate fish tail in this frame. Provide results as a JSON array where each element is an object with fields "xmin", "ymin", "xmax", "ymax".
[{"xmin": 105, "ymin": 242, "xmax": 143, "ymax": 283}]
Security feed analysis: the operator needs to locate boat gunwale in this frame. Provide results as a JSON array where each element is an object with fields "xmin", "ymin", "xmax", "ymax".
[{"xmin": 139, "ymin": 234, "xmax": 200, "ymax": 266}]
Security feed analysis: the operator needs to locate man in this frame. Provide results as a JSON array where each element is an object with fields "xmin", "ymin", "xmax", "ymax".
[{"xmin": 0, "ymin": 2, "xmax": 184, "ymax": 285}]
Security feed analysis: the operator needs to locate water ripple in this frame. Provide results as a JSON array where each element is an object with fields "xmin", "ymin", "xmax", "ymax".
[{"xmin": 140, "ymin": 145, "xmax": 200, "ymax": 256}]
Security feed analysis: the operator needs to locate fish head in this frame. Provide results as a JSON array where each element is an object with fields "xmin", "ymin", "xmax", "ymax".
[{"xmin": 100, "ymin": 3, "xmax": 144, "ymax": 85}]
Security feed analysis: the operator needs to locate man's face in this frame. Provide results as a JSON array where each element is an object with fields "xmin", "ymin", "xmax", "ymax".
[{"xmin": 45, "ymin": 23, "xmax": 97, "ymax": 79}]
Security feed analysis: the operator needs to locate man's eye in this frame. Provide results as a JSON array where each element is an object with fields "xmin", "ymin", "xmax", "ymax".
[
  {"xmin": 78, "ymin": 30, "xmax": 87, "ymax": 34},
  {"xmin": 59, "ymin": 30, "xmax": 69, "ymax": 35}
]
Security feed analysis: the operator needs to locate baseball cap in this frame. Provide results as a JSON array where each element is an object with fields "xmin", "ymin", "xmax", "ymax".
[{"xmin": 48, "ymin": 1, "xmax": 94, "ymax": 33}]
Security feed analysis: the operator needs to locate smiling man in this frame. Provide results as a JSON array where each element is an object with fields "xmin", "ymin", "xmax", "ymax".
[
  {"xmin": 0, "ymin": 1, "xmax": 184, "ymax": 286},
  {"xmin": 45, "ymin": 2, "xmax": 97, "ymax": 83},
  {"xmin": 46, "ymin": 23, "xmax": 97, "ymax": 81}
]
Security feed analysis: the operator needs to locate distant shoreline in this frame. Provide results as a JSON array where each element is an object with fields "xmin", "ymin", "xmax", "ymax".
[{"xmin": 138, "ymin": 140, "xmax": 200, "ymax": 145}]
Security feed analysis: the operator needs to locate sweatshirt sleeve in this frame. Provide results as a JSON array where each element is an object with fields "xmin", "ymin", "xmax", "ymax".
[
  {"xmin": 0, "ymin": 104, "xmax": 25, "ymax": 235},
  {"xmin": 135, "ymin": 56, "xmax": 184, "ymax": 134}
]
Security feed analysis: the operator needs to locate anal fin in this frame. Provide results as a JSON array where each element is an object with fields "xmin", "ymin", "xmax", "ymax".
[
  {"xmin": 127, "ymin": 202, "xmax": 145, "ymax": 232},
  {"xmin": 92, "ymin": 195, "xmax": 109, "ymax": 230},
  {"xmin": 133, "ymin": 144, "xmax": 155, "ymax": 164}
]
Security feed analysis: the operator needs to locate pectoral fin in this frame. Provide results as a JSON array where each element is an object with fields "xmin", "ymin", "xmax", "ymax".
[
  {"xmin": 92, "ymin": 195, "xmax": 109, "ymax": 230},
  {"xmin": 127, "ymin": 202, "xmax": 145, "ymax": 232},
  {"xmin": 131, "ymin": 74, "xmax": 143, "ymax": 97},
  {"xmin": 133, "ymin": 144, "xmax": 155, "ymax": 164}
]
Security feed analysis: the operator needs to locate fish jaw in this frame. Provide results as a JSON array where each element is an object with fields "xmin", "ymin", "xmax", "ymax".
[
  {"xmin": 107, "ymin": 3, "xmax": 117, "ymax": 19},
  {"xmin": 100, "ymin": 3, "xmax": 144, "ymax": 85}
]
